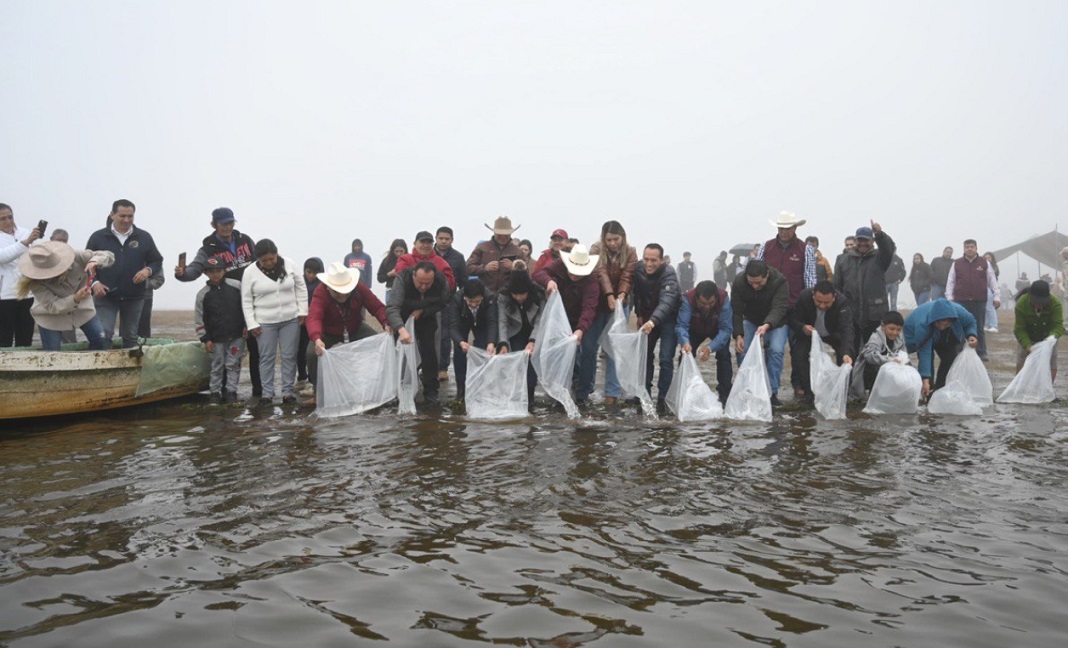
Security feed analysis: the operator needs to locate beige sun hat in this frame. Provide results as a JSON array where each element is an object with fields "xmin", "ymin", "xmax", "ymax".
[
  {"xmin": 485, "ymin": 215, "xmax": 521, "ymax": 235},
  {"xmin": 18, "ymin": 241, "xmax": 76, "ymax": 280},
  {"xmin": 561, "ymin": 244, "xmax": 599, "ymax": 276},
  {"xmin": 770, "ymin": 211, "xmax": 807, "ymax": 229},
  {"xmin": 318, "ymin": 262, "xmax": 360, "ymax": 294}
]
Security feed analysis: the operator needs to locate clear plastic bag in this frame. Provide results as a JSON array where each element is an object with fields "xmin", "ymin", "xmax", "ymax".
[
  {"xmin": 465, "ymin": 347, "xmax": 530, "ymax": 419},
  {"xmin": 531, "ymin": 291, "xmax": 580, "ymax": 418},
  {"xmin": 863, "ymin": 352, "xmax": 922, "ymax": 414},
  {"xmin": 396, "ymin": 316, "xmax": 421, "ymax": 415},
  {"xmin": 997, "ymin": 335, "xmax": 1057, "ymax": 404},
  {"xmin": 927, "ymin": 379, "xmax": 984, "ymax": 415},
  {"xmin": 724, "ymin": 334, "xmax": 773, "ymax": 421},
  {"xmin": 944, "ymin": 346, "xmax": 993, "ymax": 406},
  {"xmin": 599, "ymin": 306, "xmax": 656, "ymax": 415},
  {"xmin": 809, "ymin": 335, "xmax": 851, "ymax": 420},
  {"xmin": 316, "ymin": 333, "xmax": 398, "ymax": 418},
  {"xmin": 665, "ymin": 351, "xmax": 723, "ymax": 421}
]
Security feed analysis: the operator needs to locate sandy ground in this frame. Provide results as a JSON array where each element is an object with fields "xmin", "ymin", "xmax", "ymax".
[{"xmin": 147, "ymin": 307, "xmax": 1063, "ymax": 403}]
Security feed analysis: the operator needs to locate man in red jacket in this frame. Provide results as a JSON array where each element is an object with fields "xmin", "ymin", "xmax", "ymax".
[
  {"xmin": 305, "ymin": 262, "xmax": 392, "ymax": 390},
  {"xmin": 394, "ymin": 231, "xmax": 456, "ymax": 290}
]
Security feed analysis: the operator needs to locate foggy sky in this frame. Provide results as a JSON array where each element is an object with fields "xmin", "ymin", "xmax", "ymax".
[{"xmin": 2, "ymin": 1, "xmax": 1065, "ymax": 309}]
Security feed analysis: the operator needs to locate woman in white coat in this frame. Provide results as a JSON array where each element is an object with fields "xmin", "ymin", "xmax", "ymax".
[
  {"xmin": 242, "ymin": 239, "xmax": 307, "ymax": 404},
  {"xmin": 0, "ymin": 203, "xmax": 43, "ymax": 347}
]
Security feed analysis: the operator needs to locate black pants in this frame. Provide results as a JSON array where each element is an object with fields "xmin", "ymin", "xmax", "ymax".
[
  {"xmin": 958, "ymin": 300, "xmax": 987, "ymax": 358},
  {"xmin": 851, "ymin": 319, "xmax": 880, "ymax": 360},
  {"xmin": 791, "ymin": 333, "xmax": 846, "ymax": 396},
  {"xmin": 690, "ymin": 335, "xmax": 734, "ymax": 403},
  {"xmin": 247, "ymin": 334, "xmax": 262, "ymax": 396},
  {"xmin": 932, "ymin": 334, "xmax": 962, "ymax": 390},
  {"xmin": 137, "ymin": 297, "xmax": 154, "ymax": 338},
  {"xmin": 0, "ymin": 298, "xmax": 35, "ymax": 347},
  {"xmin": 297, "ymin": 323, "xmax": 310, "ymax": 381},
  {"xmin": 414, "ymin": 316, "xmax": 439, "ymax": 398},
  {"xmin": 507, "ymin": 332, "xmax": 538, "ymax": 403}
]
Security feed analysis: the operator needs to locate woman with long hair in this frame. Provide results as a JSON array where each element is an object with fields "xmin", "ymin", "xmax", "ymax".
[
  {"xmin": 377, "ymin": 238, "xmax": 408, "ymax": 302},
  {"xmin": 909, "ymin": 252, "xmax": 933, "ymax": 306},
  {"xmin": 577, "ymin": 220, "xmax": 638, "ymax": 405},
  {"xmin": 241, "ymin": 239, "xmax": 308, "ymax": 404},
  {"xmin": 984, "ymin": 251, "xmax": 1000, "ymax": 332}
]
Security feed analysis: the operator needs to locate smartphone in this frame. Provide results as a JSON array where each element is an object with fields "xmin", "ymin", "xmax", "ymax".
[
  {"xmin": 37, "ymin": 220, "xmax": 48, "ymax": 238},
  {"xmin": 178, "ymin": 252, "xmax": 187, "ymax": 266}
]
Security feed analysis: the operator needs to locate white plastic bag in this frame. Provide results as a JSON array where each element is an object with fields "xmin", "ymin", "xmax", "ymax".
[
  {"xmin": 396, "ymin": 316, "xmax": 421, "ymax": 415},
  {"xmin": 944, "ymin": 346, "xmax": 993, "ymax": 406},
  {"xmin": 863, "ymin": 352, "xmax": 922, "ymax": 414},
  {"xmin": 927, "ymin": 380, "xmax": 984, "ymax": 415},
  {"xmin": 531, "ymin": 291, "xmax": 580, "ymax": 418},
  {"xmin": 466, "ymin": 347, "xmax": 530, "ymax": 419},
  {"xmin": 599, "ymin": 306, "xmax": 656, "ymax": 416},
  {"xmin": 316, "ymin": 333, "xmax": 398, "ymax": 417},
  {"xmin": 724, "ymin": 334, "xmax": 773, "ymax": 421},
  {"xmin": 809, "ymin": 335, "xmax": 851, "ymax": 420},
  {"xmin": 997, "ymin": 336, "xmax": 1057, "ymax": 404},
  {"xmin": 666, "ymin": 351, "xmax": 723, "ymax": 421}
]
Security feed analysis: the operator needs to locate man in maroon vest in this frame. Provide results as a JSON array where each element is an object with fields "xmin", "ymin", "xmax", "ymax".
[
  {"xmin": 946, "ymin": 238, "xmax": 1000, "ymax": 360},
  {"xmin": 757, "ymin": 211, "xmax": 817, "ymax": 396}
]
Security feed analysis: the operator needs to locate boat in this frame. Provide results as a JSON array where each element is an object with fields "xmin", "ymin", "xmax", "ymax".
[{"xmin": 0, "ymin": 339, "xmax": 210, "ymax": 420}]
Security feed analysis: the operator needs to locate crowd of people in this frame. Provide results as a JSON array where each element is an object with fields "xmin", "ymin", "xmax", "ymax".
[{"xmin": 2, "ymin": 201, "xmax": 1065, "ymax": 413}]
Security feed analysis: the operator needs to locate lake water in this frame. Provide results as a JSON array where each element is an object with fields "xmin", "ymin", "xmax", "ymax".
[{"xmin": 2, "ymin": 397, "xmax": 1067, "ymax": 647}]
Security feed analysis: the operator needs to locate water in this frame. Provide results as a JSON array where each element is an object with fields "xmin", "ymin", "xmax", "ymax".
[{"xmin": 2, "ymin": 399, "xmax": 1067, "ymax": 647}]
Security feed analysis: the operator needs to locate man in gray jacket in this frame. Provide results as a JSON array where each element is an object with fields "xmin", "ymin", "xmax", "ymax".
[
  {"xmin": 387, "ymin": 261, "xmax": 451, "ymax": 406},
  {"xmin": 833, "ymin": 221, "xmax": 896, "ymax": 358},
  {"xmin": 633, "ymin": 243, "xmax": 680, "ymax": 414}
]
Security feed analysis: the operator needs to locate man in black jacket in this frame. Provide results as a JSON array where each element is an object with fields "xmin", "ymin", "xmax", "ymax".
[
  {"xmin": 447, "ymin": 279, "xmax": 496, "ymax": 401},
  {"xmin": 387, "ymin": 261, "xmax": 451, "ymax": 405},
  {"xmin": 633, "ymin": 243, "xmax": 680, "ymax": 413},
  {"xmin": 833, "ymin": 221, "xmax": 896, "ymax": 357},
  {"xmin": 731, "ymin": 260, "xmax": 791, "ymax": 406},
  {"xmin": 789, "ymin": 281, "xmax": 855, "ymax": 404},
  {"xmin": 929, "ymin": 246, "xmax": 954, "ymax": 300},
  {"xmin": 174, "ymin": 207, "xmax": 261, "ymax": 396},
  {"xmin": 86, "ymin": 199, "xmax": 164, "ymax": 348},
  {"xmin": 435, "ymin": 226, "xmax": 469, "ymax": 381}
]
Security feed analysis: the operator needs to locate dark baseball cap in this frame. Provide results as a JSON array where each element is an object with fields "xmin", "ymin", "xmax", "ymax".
[
  {"xmin": 1030, "ymin": 280, "xmax": 1051, "ymax": 306},
  {"xmin": 211, "ymin": 207, "xmax": 236, "ymax": 223},
  {"xmin": 855, "ymin": 226, "xmax": 874, "ymax": 240},
  {"xmin": 414, "ymin": 231, "xmax": 434, "ymax": 242}
]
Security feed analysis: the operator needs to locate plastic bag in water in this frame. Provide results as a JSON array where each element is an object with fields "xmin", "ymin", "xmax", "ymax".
[
  {"xmin": 316, "ymin": 333, "xmax": 397, "ymax": 417},
  {"xmin": 135, "ymin": 341, "xmax": 211, "ymax": 397},
  {"xmin": 809, "ymin": 335, "xmax": 851, "ymax": 420},
  {"xmin": 665, "ymin": 351, "xmax": 723, "ymax": 421},
  {"xmin": 466, "ymin": 347, "xmax": 530, "ymax": 419},
  {"xmin": 863, "ymin": 352, "xmax": 922, "ymax": 414},
  {"xmin": 943, "ymin": 346, "xmax": 993, "ymax": 406},
  {"xmin": 599, "ymin": 306, "xmax": 656, "ymax": 416},
  {"xmin": 531, "ymin": 291, "xmax": 580, "ymax": 418},
  {"xmin": 396, "ymin": 316, "xmax": 421, "ymax": 415},
  {"xmin": 927, "ymin": 380, "xmax": 983, "ymax": 415},
  {"xmin": 997, "ymin": 335, "xmax": 1057, "ymax": 404},
  {"xmin": 724, "ymin": 334, "xmax": 772, "ymax": 421}
]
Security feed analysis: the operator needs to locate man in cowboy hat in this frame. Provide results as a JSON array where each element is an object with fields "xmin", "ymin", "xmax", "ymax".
[
  {"xmin": 833, "ymin": 220, "xmax": 897, "ymax": 358},
  {"xmin": 533, "ymin": 244, "xmax": 600, "ymax": 332},
  {"xmin": 306, "ymin": 261, "xmax": 392, "ymax": 391},
  {"xmin": 533, "ymin": 228, "xmax": 570, "ymax": 275},
  {"xmin": 756, "ymin": 211, "xmax": 817, "ymax": 398},
  {"xmin": 467, "ymin": 216, "xmax": 523, "ymax": 293}
]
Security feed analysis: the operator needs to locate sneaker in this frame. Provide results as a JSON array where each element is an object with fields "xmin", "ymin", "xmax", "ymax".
[
  {"xmin": 223, "ymin": 391, "xmax": 238, "ymax": 403},
  {"xmin": 799, "ymin": 392, "xmax": 815, "ymax": 406},
  {"xmin": 282, "ymin": 395, "xmax": 297, "ymax": 404},
  {"xmin": 655, "ymin": 398, "xmax": 667, "ymax": 415},
  {"xmin": 424, "ymin": 392, "xmax": 440, "ymax": 407},
  {"xmin": 208, "ymin": 392, "xmax": 223, "ymax": 405},
  {"xmin": 603, "ymin": 396, "xmax": 618, "ymax": 406},
  {"xmin": 258, "ymin": 397, "xmax": 273, "ymax": 406},
  {"xmin": 770, "ymin": 394, "xmax": 783, "ymax": 408}
]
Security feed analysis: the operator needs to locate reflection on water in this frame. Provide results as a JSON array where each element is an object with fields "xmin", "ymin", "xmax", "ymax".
[{"xmin": 2, "ymin": 403, "xmax": 1068, "ymax": 646}]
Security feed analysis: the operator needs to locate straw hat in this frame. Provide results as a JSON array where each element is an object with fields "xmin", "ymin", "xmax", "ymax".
[
  {"xmin": 561, "ymin": 244, "xmax": 599, "ymax": 276},
  {"xmin": 485, "ymin": 216, "xmax": 520, "ymax": 235},
  {"xmin": 18, "ymin": 241, "xmax": 76, "ymax": 280},
  {"xmin": 317, "ymin": 262, "xmax": 360, "ymax": 294},
  {"xmin": 770, "ymin": 211, "xmax": 806, "ymax": 229}
]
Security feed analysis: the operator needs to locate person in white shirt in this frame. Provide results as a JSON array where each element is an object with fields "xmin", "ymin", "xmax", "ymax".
[{"xmin": 0, "ymin": 203, "xmax": 42, "ymax": 347}]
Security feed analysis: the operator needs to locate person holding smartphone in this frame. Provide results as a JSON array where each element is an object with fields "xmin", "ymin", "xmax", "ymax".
[
  {"xmin": 0, "ymin": 203, "xmax": 43, "ymax": 347},
  {"xmin": 466, "ymin": 216, "xmax": 522, "ymax": 292}
]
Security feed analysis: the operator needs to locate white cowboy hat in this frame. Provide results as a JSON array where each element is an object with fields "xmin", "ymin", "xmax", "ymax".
[
  {"xmin": 318, "ymin": 262, "xmax": 360, "ymax": 294},
  {"xmin": 769, "ymin": 211, "xmax": 806, "ymax": 229},
  {"xmin": 485, "ymin": 216, "xmax": 521, "ymax": 235},
  {"xmin": 561, "ymin": 244, "xmax": 599, "ymax": 276},
  {"xmin": 18, "ymin": 241, "xmax": 76, "ymax": 281}
]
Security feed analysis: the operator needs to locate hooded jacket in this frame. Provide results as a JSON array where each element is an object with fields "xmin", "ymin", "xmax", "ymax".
[
  {"xmin": 496, "ymin": 285, "xmax": 545, "ymax": 346},
  {"xmin": 1014, "ymin": 292, "xmax": 1064, "ymax": 348},
  {"xmin": 850, "ymin": 325, "xmax": 907, "ymax": 398},
  {"xmin": 904, "ymin": 298, "xmax": 978, "ymax": 379}
]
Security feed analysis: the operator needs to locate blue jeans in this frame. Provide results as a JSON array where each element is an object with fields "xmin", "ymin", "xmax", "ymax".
[
  {"xmin": 644, "ymin": 321, "xmax": 678, "ymax": 400},
  {"xmin": 985, "ymin": 288, "xmax": 998, "ymax": 330},
  {"xmin": 578, "ymin": 308, "xmax": 628, "ymax": 400},
  {"xmin": 257, "ymin": 318, "xmax": 301, "ymax": 398},
  {"xmin": 887, "ymin": 282, "xmax": 900, "ymax": 311},
  {"xmin": 738, "ymin": 320, "xmax": 788, "ymax": 393},
  {"xmin": 915, "ymin": 290, "xmax": 931, "ymax": 306},
  {"xmin": 929, "ymin": 284, "xmax": 945, "ymax": 300},
  {"xmin": 40, "ymin": 316, "xmax": 110, "ymax": 351},
  {"xmin": 93, "ymin": 297, "xmax": 145, "ymax": 348}
]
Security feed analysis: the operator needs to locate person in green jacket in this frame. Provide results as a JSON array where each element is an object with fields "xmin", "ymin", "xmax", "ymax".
[{"xmin": 1014, "ymin": 279, "xmax": 1063, "ymax": 381}]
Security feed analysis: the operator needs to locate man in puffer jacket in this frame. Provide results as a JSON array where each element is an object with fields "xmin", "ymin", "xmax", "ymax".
[
  {"xmin": 833, "ymin": 221, "xmax": 896, "ymax": 357},
  {"xmin": 632, "ymin": 243, "xmax": 680, "ymax": 414},
  {"xmin": 904, "ymin": 298, "xmax": 978, "ymax": 399}
]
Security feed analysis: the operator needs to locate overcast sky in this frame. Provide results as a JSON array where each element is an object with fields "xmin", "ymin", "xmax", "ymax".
[{"xmin": 2, "ymin": 1, "xmax": 1066, "ymax": 309}]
